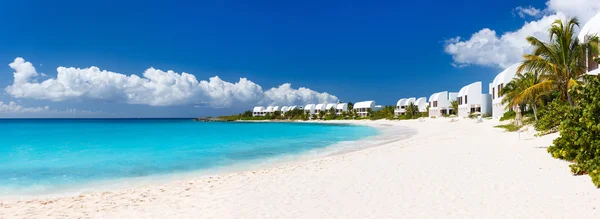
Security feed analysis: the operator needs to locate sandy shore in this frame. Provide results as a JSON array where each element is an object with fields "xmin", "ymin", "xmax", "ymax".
[{"xmin": 2, "ymin": 118, "xmax": 599, "ymax": 218}]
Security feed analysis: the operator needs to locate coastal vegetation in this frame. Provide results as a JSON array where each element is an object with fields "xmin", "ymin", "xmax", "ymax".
[
  {"xmin": 219, "ymin": 103, "xmax": 430, "ymax": 121},
  {"xmin": 219, "ymin": 16, "xmax": 600, "ymax": 186},
  {"xmin": 497, "ymin": 17, "xmax": 600, "ymax": 186}
]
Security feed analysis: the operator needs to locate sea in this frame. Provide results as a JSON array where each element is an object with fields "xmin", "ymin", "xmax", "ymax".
[{"xmin": 0, "ymin": 119, "xmax": 379, "ymax": 195}]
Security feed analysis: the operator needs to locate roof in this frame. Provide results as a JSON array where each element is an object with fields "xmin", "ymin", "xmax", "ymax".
[
  {"xmin": 588, "ymin": 68, "xmax": 600, "ymax": 76},
  {"xmin": 325, "ymin": 103, "xmax": 336, "ymax": 110},
  {"xmin": 354, "ymin": 101, "xmax": 375, "ymax": 109},
  {"xmin": 492, "ymin": 63, "xmax": 519, "ymax": 86},
  {"xmin": 304, "ymin": 104, "xmax": 315, "ymax": 110},
  {"xmin": 315, "ymin": 103, "xmax": 326, "ymax": 110},
  {"xmin": 396, "ymin": 98, "xmax": 407, "ymax": 106},
  {"xmin": 458, "ymin": 81, "xmax": 481, "ymax": 96},
  {"xmin": 253, "ymin": 106, "xmax": 265, "ymax": 112},
  {"xmin": 273, "ymin": 106, "xmax": 280, "ymax": 111},
  {"xmin": 404, "ymin": 97, "xmax": 416, "ymax": 106},
  {"xmin": 336, "ymin": 103, "xmax": 348, "ymax": 109},
  {"xmin": 281, "ymin": 106, "xmax": 289, "ymax": 111},
  {"xmin": 429, "ymin": 92, "xmax": 444, "ymax": 102},
  {"xmin": 578, "ymin": 12, "xmax": 600, "ymax": 41},
  {"xmin": 415, "ymin": 97, "xmax": 427, "ymax": 105}
]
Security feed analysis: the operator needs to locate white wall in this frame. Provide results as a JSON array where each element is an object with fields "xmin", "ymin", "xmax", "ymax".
[
  {"xmin": 415, "ymin": 97, "xmax": 428, "ymax": 112},
  {"xmin": 458, "ymin": 81, "xmax": 488, "ymax": 117}
]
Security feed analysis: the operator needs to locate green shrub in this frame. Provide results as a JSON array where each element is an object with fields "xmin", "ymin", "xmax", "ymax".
[
  {"xmin": 494, "ymin": 124, "xmax": 521, "ymax": 132},
  {"xmin": 499, "ymin": 110, "xmax": 516, "ymax": 121},
  {"xmin": 535, "ymin": 98, "xmax": 571, "ymax": 132},
  {"xmin": 547, "ymin": 76, "xmax": 600, "ymax": 187}
]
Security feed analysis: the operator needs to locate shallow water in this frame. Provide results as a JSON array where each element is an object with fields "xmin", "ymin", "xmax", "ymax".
[{"xmin": 0, "ymin": 119, "xmax": 378, "ymax": 195}]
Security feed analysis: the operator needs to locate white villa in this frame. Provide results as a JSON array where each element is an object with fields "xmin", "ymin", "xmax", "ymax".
[
  {"xmin": 304, "ymin": 104, "xmax": 316, "ymax": 115},
  {"xmin": 457, "ymin": 81, "xmax": 491, "ymax": 117},
  {"xmin": 314, "ymin": 103, "xmax": 327, "ymax": 115},
  {"xmin": 490, "ymin": 63, "xmax": 519, "ymax": 118},
  {"xmin": 394, "ymin": 98, "xmax": 407, "ymax": 116},
  {"xmin": 579, "ymin": 12, "xmax": 600, "ymax": 75},
  {"xmin": 265, "ymin": 106, "xmax": 275, "ymax": 114},
  {"xmin": 403, "ymin": 97, "xmax": 416, "ymax": 114},
  {"xmin": 428, "ymin": 91, "xmax": 458, "ymax": 117},
  {"xmin": 288, "ymin": 105, "xmax": 301, "ymax": 111},
  {"xmin": 272, "ymin": 106, "xmax": 280, "ymax": 112},
  {"xmin": 354, "ymin": 101, "xmax": 376, "ymax": 117},
  {"xmin": 414, "ymin": 97, "xmax": 428, "ymax": 113},
  {"xmin": 336, "ymin": 103, "xmax": 348, "ymax": 115},
  {"xmin": 252, "ymin": 106, "xmax": 266, "ymax": 117},
  {"xmin": 280, "ymin": 106, "xmax": 289, "ymax": 114},
  {"xmin": 325, "ymin": 103, "xmax": 337, "ymax": 114}
]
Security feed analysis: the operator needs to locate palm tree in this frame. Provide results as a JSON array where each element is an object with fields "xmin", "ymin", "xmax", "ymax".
[
  {"xmin": 318, "ymin": 110, "xmax": 326, "ymax": 120},
  {"xmin": 405, "ymin": 102, "xmax": 419, "ymax": 119},
  {"xmin": 450, "ymin": 100, "xmax": 458, "ymax": 115},
  {"xmin": 500, "ymin": 71, "xmax": 545, "ymax": 122},
  {"xmin": 518, "ymin": 17, "xmax": 599, "ymax": 107}
]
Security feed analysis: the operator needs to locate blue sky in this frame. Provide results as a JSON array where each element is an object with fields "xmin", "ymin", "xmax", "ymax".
[{"xmin": 0, "ymin": 0, "xmax": 596, "ymax": 117}]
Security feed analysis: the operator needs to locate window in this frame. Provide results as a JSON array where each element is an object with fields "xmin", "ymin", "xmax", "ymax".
[
  {"xmin": 465, "ymin": 95, "xmax": 468, "ymax": 104},
  {"xmin": 498, "ymin": 83, "xmax": 503, "ymax": 97},
  {"xmin": 589, "ymin": 55, "xmax": 599, "ymax": 71},
  {"xmin": 492, "ymin": 87, "xmax": 495, "ymax": 99}
]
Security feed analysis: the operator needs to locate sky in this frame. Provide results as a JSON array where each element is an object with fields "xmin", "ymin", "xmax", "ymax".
[{"xmin": 0, "ymin": 0, "xmax": 599, "ymax": 118}]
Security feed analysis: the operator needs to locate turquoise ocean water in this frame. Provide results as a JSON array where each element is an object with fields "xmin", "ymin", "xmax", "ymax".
[{"xmin": 0, "ymin": 119, "xmax": 378, "ymax": 195}]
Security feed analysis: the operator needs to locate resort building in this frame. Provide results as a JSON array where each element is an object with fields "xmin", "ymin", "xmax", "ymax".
[
  {"xmin": 252, "ymin": 106, "xmax": 266, "ymax": 117},
  {"xmin": 579, "ymin": 12, "xmax": 600, "ymax": 75},
  {"xmin": 272, "ymin": 106, "xmax": 280, "ymax": 112},
  {"xmin": 336, "ymin": 103, "xmax": 348, "ymax": 115},
  {"xmin": 394, "ymin": 98, "xmax": 408, "ymax": 116},
  {"xmin": 314, "ymin": 103, "xmax": 327, "ymax": 115},
  {"xmin": 280, "ymin": 106, "xmax": 289, "ymax": 114},
  {"xmin": 490, "ymin": 63, "xmax": 519, "ymax": 118},
  {"xmin": 457, "ymin": 81, "xmax": 492, "ymax": 118},
  {"xmin": 325, "ymin": 103, "xmax": 337, "ymax": 114},
  {"xmin": 304, "ymin": 104, "xmax": 316, "ymax": 115},
  {"xmin": 428, "ymin": 91, "xmax": 458, "ymax": 118},
  {"xmin": 288, "ymin": 105, "xmax": 300, "ymax": 111},
  {"xmin": 265, "ymin": 106, "xmax": 275, "ymax": 114},
  {"xmin": 354, "ymin": 101, "xmax": 376, "ymax": 117},
  {"xmin": 414, "ymin": 97, "xmax": 428, "ymax": 113},
  {"xmin": 403, "ymin": 98, "xmax": 416, "ymax": 114}
]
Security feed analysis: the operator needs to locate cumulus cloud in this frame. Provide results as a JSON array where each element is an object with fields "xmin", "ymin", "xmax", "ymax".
[
  {"xmin": 0, "ymin": 101, "xmax": 49, "ymax": 113},
  {"xmin": 445, "ymin": 0, "xmax": 600, "ymax": 69},
  {"xmin": 262, "ymin": 83, "xmax": 339, "ymax": 106},
  {"xmin": 5, "ymin": 58, "xmax": 338, "ymax": 107},
  {"xmin": 513, "ymin": 6, "xmax": 544, "ymax": 18}
]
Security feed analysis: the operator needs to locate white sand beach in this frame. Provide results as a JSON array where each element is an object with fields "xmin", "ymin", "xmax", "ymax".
[{"xmin": 1, "ymin": 118, "xmax": 599, "ymax": 218}]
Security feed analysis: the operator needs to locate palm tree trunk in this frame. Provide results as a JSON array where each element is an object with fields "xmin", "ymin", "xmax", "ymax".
[
  {"xmin": 515, "ymin": 105, "xmax": 523, "ymax": 126},
  {"xmin": 532, "ymin": 102, "xmax": 538, "ymax": 121},
  {"xmin": 564, "ymin": 82, "xmax": 575, "ymax": 107},
  {"xmin": 567, "ymin": 92, "xmax": 575, "ymax": 107}
]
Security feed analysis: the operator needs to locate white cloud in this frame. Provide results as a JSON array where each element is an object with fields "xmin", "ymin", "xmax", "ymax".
[
  {"xmin": 262, "ymin": 83, "xmax": 339, "ymax": 106},
  {"xmin": 0, "ymin": 101, "xmax": 49, "ymax": 113},
  {"xmin": 445, "ymin": 0, "xmax": 600, "ymax": 69},
  {"xmin": 514, "ymin": 6, "xmax": 543, "ymax": 18},
  {"xmin": 5, "ymin": 58, "xmax": 338, "ymax": 107}
]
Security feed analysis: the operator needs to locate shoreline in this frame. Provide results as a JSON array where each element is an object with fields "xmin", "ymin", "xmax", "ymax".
[
  {"xmin": 0, "ymin": 120, "xmax": 413, "ymax": 199},
  {"xmin": 3, "ymin": 118, "xmax": 600, "ymax": 218}
]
